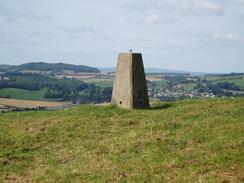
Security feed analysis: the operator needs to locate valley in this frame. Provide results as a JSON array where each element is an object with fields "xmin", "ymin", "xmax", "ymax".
[{"xmin": 0, "ymin": 63, "xmax": 244, "ymax": 112}]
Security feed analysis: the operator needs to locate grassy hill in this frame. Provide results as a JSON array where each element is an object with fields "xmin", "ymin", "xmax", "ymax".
[{"xmin": 0, "ymin": 98, "xmax": 243, "ymax": 182}]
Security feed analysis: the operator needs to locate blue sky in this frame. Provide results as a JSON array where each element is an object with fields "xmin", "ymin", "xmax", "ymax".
[{"xmin": 0, "ymin": 0, "xmax": 244, "ymax": 73}]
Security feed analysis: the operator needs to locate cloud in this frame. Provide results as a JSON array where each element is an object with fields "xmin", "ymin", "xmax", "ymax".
[
  {"xmin": 145, "ymin": 14, "xmax": 160, "ymax": 24},
  {"xmin": 0, "ymin": 5, "xmax": 51, "ymax": 21},
  {"xmin": 128, "ymin": 37, "xmax": 152, "ymax": 42},
  {"xmin": 93, "ymin": 35, "xmax": 115, "ymax": 42},
  {"xmin": 143, "ymin": 13, "xmax": 176, "ymax": 24},
  {"xmin": 212, "ymin": 33, "xmax": 244, "ymax": 42},
  {"xmin": 0, "ymin": 40, "xmax": 39, "ymax": 45},
  {"xmin": 191, "ymin": 0, "xmax": 224, "ymax": 15},
  {"xmin": 58, "ymin": 25, "xmax": 101, "ymax": 34},
  {"xmin": 236, "ymin": 0, "xmax": 244, "ymax": 5},
  {"xmin": 68, "ymin": 35, "xmax": 79, "ymax": 40},
  {"xmin": 143, "ymin": 45, "xmax": 188, "ymax": 52},
  {"xmin": 59, "ymin": 25, "xmax": 109, "ymax": 41},
  {"xmin": 176, "ymin": 30, "xmax": 244, "ymax": 45},
  {"xmin": 124, "ymin": 0, "xmax": 224, "ymax": 17}
]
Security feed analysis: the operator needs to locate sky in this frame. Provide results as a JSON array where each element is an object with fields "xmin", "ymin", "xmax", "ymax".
[{"xmin": 0, "ymin": 0, "xmax": 244, "ymax": 73}]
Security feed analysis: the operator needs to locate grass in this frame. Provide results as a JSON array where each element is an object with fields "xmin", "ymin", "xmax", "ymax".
[
  {"xmin": 150, "ymin": 79, "xmax": 168, "ymax": 89},
  {"xmin": 213, "ymin": 78, "xmax": 244, "ymax": 89},
  {"xmin": 0, "ymin": 88, "xmax": 48, "ymax": 100},
  {"xmin": 203, "ymin": 76, "xmax": 223, "ymax": 81},
  {"xmin": 203, "ymin": 75, "xmax": 244, "ymax": 89},
  {"xmin": 93, "ymin": 81, "xmax": 114, "ymax": 88},
  {"xmin": 0, "ymin": 98, "xmax": 243, "ymax": 182},
  {"xmin": 181, "ymin": 83, "xmax": 197, "ymax": 92}
]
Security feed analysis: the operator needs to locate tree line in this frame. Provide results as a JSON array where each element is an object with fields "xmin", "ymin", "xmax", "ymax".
[{"xmin": 0, "ymin": 72, "xmax": 112, "ymax": 103}]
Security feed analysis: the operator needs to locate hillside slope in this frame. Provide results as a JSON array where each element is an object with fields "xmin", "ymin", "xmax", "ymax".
[
  {"xmin": 0, "ymin": 98, "xmax": 243, "ymax": 182},
  {"xmin": 18, "ymin": 62, "xmax": 99, "ymax": 73}
]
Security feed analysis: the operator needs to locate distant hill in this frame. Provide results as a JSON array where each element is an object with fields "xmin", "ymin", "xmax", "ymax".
[
  {"xmin": 0, "ymin": 65, "xmax": 17, "ymax": 72},
  {"xmin": 0, "ymin": 98, "xmax": 243, "ymax": 182},
  {"xmin": 99, "ymin": 67, "xmax": 207, "ymax": 76},
  {"xmin": 18, "ymin": 62, "xmax": 99, "ymax": 73},
  {"xmin": 0, "ymin": 62, "xmax": 99, "ymax": 73}
]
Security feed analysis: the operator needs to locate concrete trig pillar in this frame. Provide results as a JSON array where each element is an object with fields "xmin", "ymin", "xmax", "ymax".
[{"xmin": 111, "ymin": 53, "xmax": 150, "ymax": 109}]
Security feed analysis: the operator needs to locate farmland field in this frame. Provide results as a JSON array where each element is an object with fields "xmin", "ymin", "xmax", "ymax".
[
  {"xmin": 0, "ymin": 88, "xmax": 48, "ymax": 100},
  {"xmin": 0, "ymin": 98, "xmax": 72, "ymax": 109},
  {"xmin": 213, "ymin": 78, "xmax": 244, "ymax": 89},
  {"xmin": 93, "ymin": 80, "xmax": 114, "ymax": 88},
  {"xmin": 181, "ymin": 83, "xmax": 197, "ymax": 92},
  {"xmin": 203, "ymin": 75, "xmax": 242, "ymax": 81},
  {"xmin": 150, "ymin": 79, "xmax": 168, "ymax": 89}
]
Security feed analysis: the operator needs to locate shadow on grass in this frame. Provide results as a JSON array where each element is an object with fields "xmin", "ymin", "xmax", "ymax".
[{"xmin": 150, "ymin": 103, "xmax": 172, "ymax": 110}]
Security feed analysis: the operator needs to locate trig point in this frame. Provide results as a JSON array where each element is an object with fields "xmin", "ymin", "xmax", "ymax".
[{"xmin": 111, "ymin": 52, "xmax": 150, "ymax": 109}]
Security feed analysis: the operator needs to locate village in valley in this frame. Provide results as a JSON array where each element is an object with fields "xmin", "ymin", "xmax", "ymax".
[{"xmin": 146, "ymin": 73, "xmax": 244, "ymax": 100}]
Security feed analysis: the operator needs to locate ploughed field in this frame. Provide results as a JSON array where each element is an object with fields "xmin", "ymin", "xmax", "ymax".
[
  {"xmin": 0, "ymin": 98, "xmax": 243, "ymax": 182},
  {"xmin": 0, "ymin": 98, "xmax": 72, "ymax": 112}
]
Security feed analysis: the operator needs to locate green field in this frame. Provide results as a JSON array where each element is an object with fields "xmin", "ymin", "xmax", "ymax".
[
  {"xmin": 203, "ymin": 75, "xmax": 242, "ymax": 81},
  {"xmin": 203, "ymin": 75, "xmax": 223, "ymax": 81},
  {"xmin": 181, "ymin": 83, "xmax": 197, "ymax": 92},
  {"xmin": 203, "ymin": 75, "xmax": 244, "ymax": 89},
  {"xmin": 0, "ymin": 88, "xmax": 48, "ymax": 100},
  {"xmin": 213, "ymin": 78, "xmax": 244, "ymax": 89},
  {"xmin": 150, "ymin": 79, "xmax": 168, "ymax": 89},
  {"xmin": 93, "ymin": 81, "xmax": 114, "ymax": 88},
  {"xmin": 0, "ymin": 98, "xmax": 243, "ymax": 182}
]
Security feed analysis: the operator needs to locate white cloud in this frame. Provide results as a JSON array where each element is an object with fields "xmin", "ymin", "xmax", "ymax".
[
  {"xmin": 212, "ymin": 33, "xmax": 244, "ymax": 42},
  {"xmin": 175, "ymin": 30, "xmax": 244, "ymax": 45},
  {"xmin": 143, "ymin": 13, "xmax": 176, "ymax": 24},
  {"xmin": 236, "ymin": 0, "xmax": 244, "ymax": 5},
  {"xmin": 128, "ymin": 37, "xmax": 151, "ymax": 42},
  {"xmin": 193, "ymin": 0, "xmax": 224, "ymax": 15},
  {"xmin": 124, "ymin": 0, "xmax": 224, "ymax": 16},
  {"xmin": 0, "ymin": 5, "xmax": 51, "ymax": 21},
  {"xmin": 145, "ymin": 14, "xmax": 161, "ymax": 24},
  {"xmin": 58, "ymin": 25, "xmax": 101, "ymax": 34}
]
